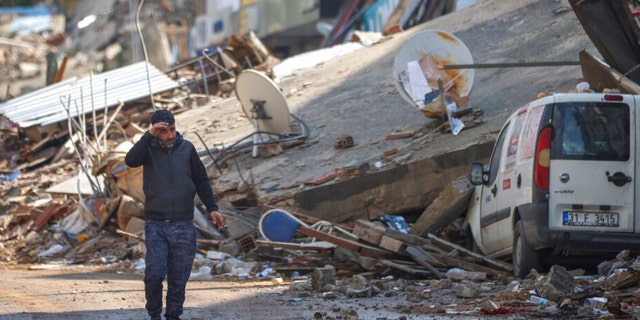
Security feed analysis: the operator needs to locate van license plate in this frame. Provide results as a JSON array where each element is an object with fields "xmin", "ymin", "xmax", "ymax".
[{"xmin": 562, "ymin": 211, "xmax": 619, "ymax": 227}]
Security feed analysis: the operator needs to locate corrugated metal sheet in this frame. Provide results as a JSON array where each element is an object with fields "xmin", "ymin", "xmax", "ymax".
[{"xmin": 0, "ymin": 61, "xmax": 179, "ymax": 128}]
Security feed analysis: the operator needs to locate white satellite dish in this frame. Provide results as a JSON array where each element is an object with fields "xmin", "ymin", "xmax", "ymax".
[
  {"xmin": 235, "ymin": 69, "xmax": 291, "ymax": 157},
  {"xmin": 393, "ymin": 29, "xmax": 474, "ymax": 113}
]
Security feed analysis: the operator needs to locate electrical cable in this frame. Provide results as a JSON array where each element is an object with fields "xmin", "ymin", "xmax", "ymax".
[
  {"xmin": 211, "ymin": 113, "xmax": 310, "ymax": 171},
  {"xmin": 183, "ymin": 130, "xmax": 222, "ymax": 173},
  {"xmin": 135, "ymin": 0, "xmax": 156, "ymax": 110}
]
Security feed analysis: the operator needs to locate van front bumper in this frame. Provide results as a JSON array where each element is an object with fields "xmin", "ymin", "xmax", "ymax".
[{"xmin": 518, "ymin": 202, "xmax": 640, "ymax": 254}]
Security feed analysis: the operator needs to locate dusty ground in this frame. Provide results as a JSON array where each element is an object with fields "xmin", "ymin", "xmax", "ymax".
[
  {"xmin": 0, "ymin": 265, "xmax": 316, "ymax": 320},
  {"xmin": 0, "ymin": 264, "xmax": 530, "ymax": 320}
]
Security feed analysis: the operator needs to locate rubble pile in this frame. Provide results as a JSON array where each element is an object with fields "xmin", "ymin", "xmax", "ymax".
[
  {"xmin": 199, "ymin": 243, "xmax": 640, "ymax": 318},
  {"xmin": 4, "ymin": 163, "xmax": 640, "ymax": 319},
  {"xmin": 0, "ymin": 31, "xmax": 65, "ymax": 100}
]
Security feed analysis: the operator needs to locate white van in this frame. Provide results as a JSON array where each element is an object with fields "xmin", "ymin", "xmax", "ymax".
[{"xmin": 467, "ymin": 92, "xmax": 640, "ymax": 277}]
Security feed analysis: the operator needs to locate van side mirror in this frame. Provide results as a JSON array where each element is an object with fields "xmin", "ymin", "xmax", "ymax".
[{"xmin": 469, "ymin": 162, "xmax": 486, "ymax": 185}]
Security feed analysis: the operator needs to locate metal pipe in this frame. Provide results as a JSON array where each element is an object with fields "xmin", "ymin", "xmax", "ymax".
[
  {"xmin": 440, "ymin": 61, "xmax": 581, "ymax": 69},
  {"xmin": 198, "ymin": 59, "xmax": 210, "ymax": 103}
]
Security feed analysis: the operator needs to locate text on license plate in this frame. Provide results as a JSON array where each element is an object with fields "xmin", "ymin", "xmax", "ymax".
[{"xmin": 563, "ymin": 211, "xmax": 619, "ymax": 227}]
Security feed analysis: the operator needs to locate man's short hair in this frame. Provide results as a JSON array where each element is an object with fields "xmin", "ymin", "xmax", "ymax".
[{"xmin": 151, "ymin": 109, "xmax": 175, "ymax": 125}]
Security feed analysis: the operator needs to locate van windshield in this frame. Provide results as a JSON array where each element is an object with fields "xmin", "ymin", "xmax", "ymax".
[{"xmin": 551, "ymin": 102, "xmax": 629, "ymax": 161}]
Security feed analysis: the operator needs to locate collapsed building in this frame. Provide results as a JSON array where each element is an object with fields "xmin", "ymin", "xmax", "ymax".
[
  {"xmin": 0, "ymin": 0, "xmax": 481, "ymax": 269},
  {"xmin": 4, "ymin": 0, "xmax": 640, "ymax": 317}
]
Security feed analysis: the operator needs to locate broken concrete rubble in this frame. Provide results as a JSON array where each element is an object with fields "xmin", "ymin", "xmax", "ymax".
[
  {"xmin": 535, "ymin": 265, "xmax": 575, "ymax": 302},
  {"xmin": 410, "ymin": 175, "xmax": 473, "ymax": 237}
]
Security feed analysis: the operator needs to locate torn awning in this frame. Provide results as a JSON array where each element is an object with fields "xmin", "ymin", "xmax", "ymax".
[{"xmin": 0, "ymin": 61, "xmax": 179, "ymax": 128}]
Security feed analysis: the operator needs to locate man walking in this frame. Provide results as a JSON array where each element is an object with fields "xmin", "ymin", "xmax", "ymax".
[{"xmin": 125, "ymin": 109, "xmax": 225, "ymax": 320}]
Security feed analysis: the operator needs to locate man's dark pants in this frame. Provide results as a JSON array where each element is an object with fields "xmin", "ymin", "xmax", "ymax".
[{"xmin": 144, "ymin": 220, "xmax": 196, "ymax": 320}]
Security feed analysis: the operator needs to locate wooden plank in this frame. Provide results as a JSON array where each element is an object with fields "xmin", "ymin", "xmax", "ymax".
[
  {"xmin": 421, "ymin": 240, "xmax": 450, "ymax": 255},
  {"xmin": 385, "ymin": 131, "xmax": 413, "ymax": 140},
  {"xmin": 405, "ymin": 246, "xmax": 444, "ymax": 279},
  {"xmin": 407, "ymin": 248, "xmax": 447, "ymax": 268},
  {"xmin": 379, "ymin": 259, "xmax": 432, "ymax": 277},
  {"xmin": 432, "ymin": 253, "xmax": 512, "ymax": 280},
  {"xmin": 379, "ymin": 235, "xmax": 405, "ymax": 253},
  {"xmin": 116, "ymin": 229, "xmax": 143, "ymax": 241},
  {"xmin": 298, "ymin": 225, "xmax": 392, "ymax": 259},
  {"xmin": 426, "ymin": 233, "xmax": 513, "ymax": 272},
  {"xmin": 255, "ymin": 239, "xmax": 334, "ymax": 254},
  {"xmin": 352, "ymin": 219, "xmax": 386, "ymax": 245},
  {"xmin": 97, "ymin": 197, "xmax": 120, "ymax": 231},
  {"xmin": 383, "ymin": 228, "xmax": 430, "ymax": 247}
]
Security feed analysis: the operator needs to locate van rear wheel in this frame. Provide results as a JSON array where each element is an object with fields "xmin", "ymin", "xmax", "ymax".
[{"xmin": 513, "ymin": 221, "xmax": 541, "ymax": 278}]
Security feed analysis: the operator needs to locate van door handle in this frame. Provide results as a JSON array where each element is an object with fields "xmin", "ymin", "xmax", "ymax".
[
  {"xmin": 606, "ymin": 171, "xmax": 632, "ymax": 187},
  {"xmin": 491, "ymin": 184, "xmax": 498, "ymax": 196}
]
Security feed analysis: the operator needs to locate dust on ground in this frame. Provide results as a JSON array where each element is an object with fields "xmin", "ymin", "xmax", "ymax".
[{"xmin": 0, "ymin": 264, "xmax": 526, "ymax": 320}]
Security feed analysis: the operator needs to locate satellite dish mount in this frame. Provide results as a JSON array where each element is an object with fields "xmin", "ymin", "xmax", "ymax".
[
  {"xmin": 250, "ymin": 99, "xmax": 271, "ymax": 121},
  {"xmin": 249, "ymin": 99, "xmax": 273, "ymax": 157}
]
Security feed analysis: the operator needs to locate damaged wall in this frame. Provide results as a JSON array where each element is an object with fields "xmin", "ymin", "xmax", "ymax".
[{"xmin": 290, "ymin": 141, "xmax": 493, "ymax": 222}]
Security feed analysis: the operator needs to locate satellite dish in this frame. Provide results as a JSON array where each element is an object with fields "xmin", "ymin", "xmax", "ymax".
[
  {"xmin": 393, "ymin": 29, "xmax": 474, "ymax": 113},
  {"xmin": 234, "ymin": 69, "xmax": 291, "ymax": 157},
  {"xmin": 235, "ymin": 69, "xmax": 290, "ymax": 134}
]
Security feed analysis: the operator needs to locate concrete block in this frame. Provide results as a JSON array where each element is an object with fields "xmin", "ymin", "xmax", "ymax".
[
  {"xmin": 312, "ymin": 265, "xmax": 336, "ymax": 291},
  {"xmin": 536, "ymin": 265, "xmax": 575, "ymax": 301},
  {"xmin": 410, "ymin": 175, "xmax": 473, "ymax": 236},
  {"xmin": 219, "ymin": 239, "xmax": 242, "ymax": 256}
]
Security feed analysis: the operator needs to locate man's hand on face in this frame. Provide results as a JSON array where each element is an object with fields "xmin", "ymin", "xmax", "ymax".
[{"xmin": 150, "ymin": 122, "xmax": 169, "ymax": 137}]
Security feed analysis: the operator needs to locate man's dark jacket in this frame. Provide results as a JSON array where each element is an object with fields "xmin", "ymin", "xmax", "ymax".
[{"xmin": 124, "ymin": 131, "xmax": 218, "ymax": 221}]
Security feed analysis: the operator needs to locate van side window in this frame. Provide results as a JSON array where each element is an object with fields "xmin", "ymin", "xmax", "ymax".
[
  {"xmin": 488, "ymin": 121, "xmax": 510, "ymax": 185},
  {"xmin": 552, "ymin": 102, "xmax": 629, "ymax": 161}
]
